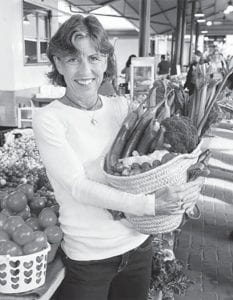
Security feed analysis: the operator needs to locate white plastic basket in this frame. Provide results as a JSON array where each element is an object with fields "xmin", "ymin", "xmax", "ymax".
[{"xmin": 0, "ymin": 243, "xmax": 50, "ymax": 294}]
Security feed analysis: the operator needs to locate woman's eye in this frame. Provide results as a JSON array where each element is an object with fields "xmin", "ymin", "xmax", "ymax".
[
  {"xmin": 67, "ymin": 57, "xmax": 79, "ymax": 63},
  {"xmin": 89, "ymin": 55, "xmax": 101, "ymax": 63}
]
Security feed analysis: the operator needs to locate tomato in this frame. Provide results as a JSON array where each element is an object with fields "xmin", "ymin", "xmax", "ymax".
[
  {"xmin": 38, "ymin": 208, "xmax": 57, "ymax": 229},
  {"xmin": 0, "ymin": 241, "xmax": 23, "ymax": 256},
  {"xmin": 25, "ymin": 217, "xmax": 41, "ymax": 231},
  {"xmin": 29, "ymin": 196, "xmax": 46, "ymax": 214},
  {"xmin": 33, "ymin": 231, "xmax": 48, "ymax": 247},
  {"xmin": 12, "ymin": 224, "xmax": 35, "ymax": 246},
  {"xmin": 1, "ymin": 208, "xmax": 14, "ymax": 217},
  {"xmin": 48, "ymin": 204, "xmax": 60, "ymax": 216},
  {"xmin": 44, "ymin": 225, "xmax": 63, "ymax": 244},
  {"xmin": 6, "ymin": 190, "xmax": 27, "ymax": 213},
  {"xmin": 17, "ymin": 183, "xmax": 34, "ymax": 201},
  {"xmin": 0, "ymin": 192, "xmax": 8, "ymax": 209},
  {"xmin": 17, "ymin": 205, "xmax": 31, "ymax": 220},
  {"xmin": 23, "ymin": 240, "xmax": 44, "ymax": 255},
  {"xmin": 3, "ymin": 216, "xmax": 25, "ymax": 236},
  {"xmin": 0, "ymin": 230, "xmax": 10, "ymax": 242},
  {"xmin": 0, "ymin": 212, "xmax": 8, "ymax": 229}
]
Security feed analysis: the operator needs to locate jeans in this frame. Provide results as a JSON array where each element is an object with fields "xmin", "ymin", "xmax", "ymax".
[{"xmin": 56, "ymin": 236, "xmax": 153, "ymax": 300}]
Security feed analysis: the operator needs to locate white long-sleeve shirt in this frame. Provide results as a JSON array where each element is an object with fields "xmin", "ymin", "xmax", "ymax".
[{"xmin": 32, "ymin": 96, "xmax": 155, "ymax": 260}]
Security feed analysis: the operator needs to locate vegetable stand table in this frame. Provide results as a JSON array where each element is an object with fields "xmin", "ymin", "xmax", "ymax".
[{"xmin": 0, "ymin": 256, "xmax": 65, "ymax": 300}]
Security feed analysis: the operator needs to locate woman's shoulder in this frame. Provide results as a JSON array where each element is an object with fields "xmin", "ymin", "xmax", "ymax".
[
  {"xmin": 32, "ymin": 100, "xmax": 65, "ymax": 124},
  {"xmin": 101, "ymin": 95, "xmax": 129, "ymax": 121}
]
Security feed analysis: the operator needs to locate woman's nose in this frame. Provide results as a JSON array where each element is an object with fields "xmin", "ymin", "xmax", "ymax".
[{"xmin": 78, "ymin": 58, "xmax": 92, "ymax": 74}]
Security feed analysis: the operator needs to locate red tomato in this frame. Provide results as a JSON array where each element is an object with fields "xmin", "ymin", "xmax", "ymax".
[
  {"xmin": 0, "ymin": 212, "xmax": 8, "ymax": 229},
  {"xmin": 29, "ymin": 196, "xmax": 46, "ymax": 214},
  {"xmin": 23, "ymin": 240, "xmax": 44, "ymax": 255},
  {"xmin": 17, "ymin": 183, "xmax": 34, "ymax": 201},
  {"xmin": 12, "ymin": 224, "xmax": 35, "ymax": 246},
  {"xmin": 33, "ymin": 231, "xmax": 48, "ymax": 247},
  {"xmin": 6, "ymin": 191, "xmax": 27, "ymax": 213},
  {"xmin": 1, "ymin": 208, "xmax": 14, "ymax": 217},
  {"xmin": 0, "ymin": 193, "xmax": 8, "ymax": 209},
  {"xmin": 38, "ymin": 208, "xmax": 57, "ymax": 228},
  {"xmin": 25, "ymin": 217, "xmax": 41, "ymax": 231},
  {"xmin": 0, "ymin": 230, "xmax": 10, "ymax": 242},
  {"xmin": 0, "ymin": 241, "xmax": 23, "ymax": 256},
  {"xmin": 3, "ymin": 216, "xmax": 25, "ymax": 236},
  {"xmin": 17, "ymin": 205, "xmax": 31, "ymax": 220},
  {"xmin": 44, "ymin": 225, "xmax": 63, "ymax": 244}
]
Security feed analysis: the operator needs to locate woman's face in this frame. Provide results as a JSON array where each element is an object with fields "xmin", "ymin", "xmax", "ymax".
[{"xmin": 54, "ymin": 37, "xmax": 107, "ymax": 105}]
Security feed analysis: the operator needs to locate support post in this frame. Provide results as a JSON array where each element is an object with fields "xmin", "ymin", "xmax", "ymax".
[
  {"xmin": 180, "ymin": 0, "xmax": 187, "ymax": 70},
  {"xmin": 139, "ymin": 0, "xmax": 151, "ymax": 57},
  {"xmin": 189, "ymin": 0, "xmax": 196, "ymax": 64},
  {"xmin": 171, "ymin": 0, "xmax": 183, "ymax": 75},
  {"xmin": 195, "ymin": 21, "xmax": 200, "ymax": 51}
]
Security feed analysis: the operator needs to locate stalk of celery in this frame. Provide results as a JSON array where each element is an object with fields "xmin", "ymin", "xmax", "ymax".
[{"xmin": 197, "ymin": 67, "xmax": 233, "ymax": 136}]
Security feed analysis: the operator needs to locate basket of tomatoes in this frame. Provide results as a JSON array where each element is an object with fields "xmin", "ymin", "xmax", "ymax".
[{"xmin": 0, "ymin": 183, "xmax": 63, "ymax": 293}]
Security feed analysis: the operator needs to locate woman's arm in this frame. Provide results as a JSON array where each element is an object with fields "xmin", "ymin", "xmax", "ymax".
[{"xmin": 32, "ymin": 110, "xmax": 155, "ymax": 217}]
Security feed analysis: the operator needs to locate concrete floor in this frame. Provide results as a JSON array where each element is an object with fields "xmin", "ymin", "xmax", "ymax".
[{"xmin": 174, "ymin": 121, "xmax": 233, "ymax": 300}]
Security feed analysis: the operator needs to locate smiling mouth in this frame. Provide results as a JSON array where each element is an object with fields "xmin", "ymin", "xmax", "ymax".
[{"xmin": 75, "ymin": 79, "xmax": 94, "ymax": 86}]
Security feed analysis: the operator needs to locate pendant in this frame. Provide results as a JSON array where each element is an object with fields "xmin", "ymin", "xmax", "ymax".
[{"xmin": 91, "ymin": 118, "xmax": 97, "ymax": 125}]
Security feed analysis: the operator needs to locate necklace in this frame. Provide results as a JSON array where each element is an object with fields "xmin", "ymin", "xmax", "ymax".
[{"xmin": 63, "ymin": 94, "xmax": 101, "ymax": 125}]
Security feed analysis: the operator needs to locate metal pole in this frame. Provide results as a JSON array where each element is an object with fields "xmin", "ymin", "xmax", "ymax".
[
  {"xmin": 139, "ymin": 0, "xmax": 151, "ymax": 57},
  {"xmin": 171, "ymin": 0, "xmax": 183, "ymax": 75},
  {"xmin": 180, "ymin": 0, "xmax": 187, "ymax": 69},
  {"xmin": 189, "ymin": 0, "xmax": 196, "ymax": 64},
  {"xmin": 195, "ymin": 21, "xmax": 200, "ymax": 51}
]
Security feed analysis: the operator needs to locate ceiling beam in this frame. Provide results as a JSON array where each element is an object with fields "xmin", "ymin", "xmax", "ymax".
[{"xmin": 153, "ymin": 0, "xmax": 174, "ymax": 28}]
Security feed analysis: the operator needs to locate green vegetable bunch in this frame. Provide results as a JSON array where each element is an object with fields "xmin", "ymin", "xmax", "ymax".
[
  {"xmin": 150, "ymin": 239, "xmax": 194, "ymax": 298},
  {"xmin": 161, "ymin": 116, "xmax": 199, "ymax": 154}
]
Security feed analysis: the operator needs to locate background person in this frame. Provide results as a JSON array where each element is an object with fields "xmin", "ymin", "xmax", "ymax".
[
  {"xmin": 32, "ymin": 14, "xmax": 203, "ymax": 300},
  {"xmin": 121, "ymin": 54, "xmax": 136, "ymax": 93},
  {"xmin": 157, "ymin": 54, "xmax": 170, "ymax": 76},
  {"xmin": 184, "ymin": 50, "xmax": 203, "ymax": 96}
]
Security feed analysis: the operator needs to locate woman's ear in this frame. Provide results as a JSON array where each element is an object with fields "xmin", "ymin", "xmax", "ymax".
[{"xmin": 53, "ymin": 56, "xmax": 64, "ymax": 75}]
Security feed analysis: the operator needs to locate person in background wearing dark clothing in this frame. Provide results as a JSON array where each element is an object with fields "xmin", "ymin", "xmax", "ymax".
[
  {"xmin": 184, "ymin": 50, "xmax": 203, "ymax": 96},
  {"xmin": 157, "ymin": 54, "xmax": 170, "ymax": 76},
  {"xmin": 121, "ymin": 54, "xmax": 136, "ymax": 93}
]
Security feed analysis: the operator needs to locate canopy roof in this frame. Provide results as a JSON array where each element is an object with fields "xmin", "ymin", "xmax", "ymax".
[{"xmin": 66, "ymin": 0, "xmax": 233, "ymax": 36}]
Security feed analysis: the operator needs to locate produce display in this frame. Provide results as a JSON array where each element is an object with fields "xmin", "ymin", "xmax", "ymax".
[
  {"xmin": 0, "ymin": 184, "xmax": 62, "ymax": 257},
  {"xmin": 0, "ymin": 129, "xmax": 62, "ymax": 265}
]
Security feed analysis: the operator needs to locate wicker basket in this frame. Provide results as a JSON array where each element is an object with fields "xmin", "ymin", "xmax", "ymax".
[{"xmin": 103, "ymin": 142, "xmax": 203, "ymax": 235}]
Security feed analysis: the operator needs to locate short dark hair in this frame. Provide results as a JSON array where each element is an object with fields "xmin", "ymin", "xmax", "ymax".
[
  {"xmin": 161, "ymin": 55, "xmax": 165, "ymax": 60},
  {"xmin": 194, "ymin": 50, "xmax": 202, "ymax": 57},
  {"xmin": 46, "ymin": 14, "xmax": 116, "ymax": 87},
  {"xmin": 126, "ymin": 54, "xmax": 136, "ymax": 68}
]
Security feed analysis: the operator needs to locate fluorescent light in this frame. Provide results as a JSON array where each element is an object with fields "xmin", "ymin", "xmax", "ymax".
[
  {"xmin": 206, "ymin": 20, "xmax": 212, "ymax": 26},
  {"xmin": 201, "ymin": 30, "xmax": 208, "ymax": 34},
  {"xmin": 195, "ymin": 12, "xmax": 205, "ymax": 17},
  {"xmin": 197, "ymin": 18, "xmax": 206, "ymax": 23},
  {"xmin": 224, "ymin": 0, "xmax": 233, "ymax": 14}
]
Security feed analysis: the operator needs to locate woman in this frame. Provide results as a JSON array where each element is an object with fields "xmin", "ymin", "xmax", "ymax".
[
  {"xmin": 32, "ymin": 15, "xmax": 203, "ymax": 300},
  {"xmin": 184, "ymin": 50, "xmax": 203, "ymax": 96},
  {"xmin": 121, "ymin": 54, "xmax": 136, "ymax": 93}
]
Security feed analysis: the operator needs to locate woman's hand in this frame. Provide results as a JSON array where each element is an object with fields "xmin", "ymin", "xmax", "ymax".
[{"xmin": 154, "ymin": 177, "xmax": 204, "ymax": 215}]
